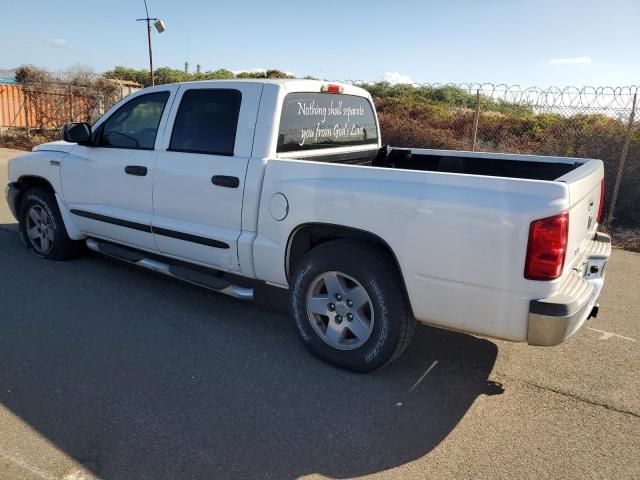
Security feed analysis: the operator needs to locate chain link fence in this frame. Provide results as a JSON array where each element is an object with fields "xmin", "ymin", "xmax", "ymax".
[
  {"xmin": 1, "ymin": 76, "xmax": 638, "ymax": 228},
  {"xmin": 1, "ymin": 67, "xmax": 141, "ymax": 149},
  {"xmin": 351, "ymin": 82, "xmax": 639, "ymax": 228}
]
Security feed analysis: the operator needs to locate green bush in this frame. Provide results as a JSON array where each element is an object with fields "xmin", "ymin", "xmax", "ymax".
[{"xmin": 103, "ymin": 66, "xmax": 294, "ymax": 86}]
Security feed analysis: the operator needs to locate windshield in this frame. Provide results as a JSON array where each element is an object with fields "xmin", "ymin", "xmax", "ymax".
[{"xmin": 277, "ymin": 93, "xmax": 379, "ymax": 153}]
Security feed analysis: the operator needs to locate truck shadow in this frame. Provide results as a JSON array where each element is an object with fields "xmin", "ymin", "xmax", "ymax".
[{"xmin": 0, "ymin": 227, "xmax": 502, "ymax": 479}]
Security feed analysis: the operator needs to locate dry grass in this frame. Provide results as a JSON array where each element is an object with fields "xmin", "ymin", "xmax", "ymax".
[
  {"xmin": 611, "ymin": 228, "xmax": 640, "ymax": 253},
  {"xmin": 0, "ymin": 129, "xmax": 59, "ymax": 151}
]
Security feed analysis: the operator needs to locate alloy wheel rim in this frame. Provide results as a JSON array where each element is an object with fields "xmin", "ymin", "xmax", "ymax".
[
  {"xmin": 306, "ymin": 271, "xmax": 375, "ymax": 350},
  {"xmin": 26, "ymin": 205, "xmax": 54, "ymax": 255}
]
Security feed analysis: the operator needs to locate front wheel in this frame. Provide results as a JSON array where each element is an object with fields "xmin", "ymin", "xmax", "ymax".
[
  {"xmin": 18, "ymin": 188, "xmax": 82, "ymax": 260},
  {"xmin": 290, "ymin": 240, "xmax": 415, "ymax": 373}
]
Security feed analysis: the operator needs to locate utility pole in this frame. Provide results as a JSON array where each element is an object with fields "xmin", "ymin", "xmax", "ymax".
[{"xmin": 136, "ymin": 0, "xmax": 164, "ymax": 86}]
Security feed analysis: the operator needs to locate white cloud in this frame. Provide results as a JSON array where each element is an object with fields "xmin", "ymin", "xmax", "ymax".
[
  {"xmin": 383, "ymin": 71, "xmax": 414, "ymax": 85},
  {"xmin": 549, "ymin": 56, "xmax": 592, "ymax": 65},
  {"xmin": 46, "ymin": 37, "xmax": 66, "ymax": 47}
]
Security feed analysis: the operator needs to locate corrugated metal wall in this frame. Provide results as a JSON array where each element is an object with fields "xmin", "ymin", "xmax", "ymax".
[
  {"xmin": 0, "ymin": 84, "xmax": 28, "ymax": 128},
  {"xmin": 0, "ymin": 84, "xmax": 97, "ymax": 129},
  {"xmin": 0, "ymin": 82, "xmax": 141, "ymax": 129}
]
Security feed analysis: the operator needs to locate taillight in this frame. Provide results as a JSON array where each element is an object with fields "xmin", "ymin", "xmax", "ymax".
[
  {"xmin": 597, "ymin": 179, "xmax": 605, "ymax": 224},
  {"xmin": 524, "ymin": 212, "xmax": 569, "ymax": 280},
  {"xmin": 321, "ymin": 84, "xmax": 343, "ymax": 94}
]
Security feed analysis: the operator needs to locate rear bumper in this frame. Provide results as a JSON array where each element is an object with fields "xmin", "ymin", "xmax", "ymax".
[
  {"xmin": 527, "ymin": 232, "xmax": 611, "ymax": 346},
  {"xmin": 5, "ymin": 183, "xmax": 20, "ymax": 221}
]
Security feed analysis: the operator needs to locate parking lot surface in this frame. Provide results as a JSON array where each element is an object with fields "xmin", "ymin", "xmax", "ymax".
[{"xmin": 1, "ymin": 148, "xmax": 638, "ymax": 479}]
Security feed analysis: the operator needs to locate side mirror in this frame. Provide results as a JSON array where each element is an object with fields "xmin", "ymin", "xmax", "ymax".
[{"xmin": 62, "ymin": 122, "xmax": 92, "ymax": 145}]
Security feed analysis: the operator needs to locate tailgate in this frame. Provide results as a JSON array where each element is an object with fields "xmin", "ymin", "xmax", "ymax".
[{"xmin": 558, "ymin": 159, "xmax": 605, "ymax": 270}]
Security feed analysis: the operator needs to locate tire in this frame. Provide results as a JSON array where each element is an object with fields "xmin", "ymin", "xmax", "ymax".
[
  {"xmin": 290, "ymin": 239, "xmax": 415, "ymax": 373},
  {"xmin": 18, "ymin": 188, "xmax": 82, "ymax": 260}
]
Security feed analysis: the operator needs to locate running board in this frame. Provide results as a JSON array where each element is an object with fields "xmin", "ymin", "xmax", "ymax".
[{"xmin": 85, "ymin": 238, "xmax": 254, "ymax": 301}]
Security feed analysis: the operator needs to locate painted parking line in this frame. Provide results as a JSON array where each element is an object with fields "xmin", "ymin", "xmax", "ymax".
[{"xmin": 587, "ymin": 327, "xmax": 637, "ymax": 342}]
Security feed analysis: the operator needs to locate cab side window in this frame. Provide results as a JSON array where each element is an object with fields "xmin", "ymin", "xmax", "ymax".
[
  {"xmin": 169, "ymin": 89, "xmax": 242, "ymax": 156},
  {"xmin": 99, "ymin": 92, "xmax": 170, "ymax": 150}
]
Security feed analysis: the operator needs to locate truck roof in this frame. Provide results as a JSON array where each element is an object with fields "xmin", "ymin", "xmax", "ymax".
[
  {"xmin": 176, "ymin": 78, "xmax": 339, "ymax": 86},
  {"xmin": 162, "ymin": 78, "xmax": 372, "ymax": 98}
]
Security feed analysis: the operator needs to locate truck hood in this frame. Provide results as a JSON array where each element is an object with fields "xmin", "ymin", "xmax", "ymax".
[{"xmin": 32, "ymin": 140, "xmax": 76, "ymax": 154}]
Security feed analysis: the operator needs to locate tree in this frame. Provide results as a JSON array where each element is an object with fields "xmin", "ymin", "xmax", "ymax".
[
  {"xmin": 103, "ymin": 65, "xmax": 296, "ymax": 85},
  {"xmin": 103, "ymin": 66, "xmax": 151, "ymax": 87}
]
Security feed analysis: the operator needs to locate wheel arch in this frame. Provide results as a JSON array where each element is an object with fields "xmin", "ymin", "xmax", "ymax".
[
  {"xmin": 285, "ymin": 223, "xmax": 413, "ymax": 315},
  {"xmin": 15, "ymin": 175, "xmax": 84, "ymax": 241},
  {"xmin": 14, "ymin": 175, "xmax": 56, "ymax": 212}
]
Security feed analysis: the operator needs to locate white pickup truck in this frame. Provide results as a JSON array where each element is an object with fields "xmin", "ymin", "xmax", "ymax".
[{"xmin": 6, "ymin": 79, "xmax": 611, "ymax": 372}]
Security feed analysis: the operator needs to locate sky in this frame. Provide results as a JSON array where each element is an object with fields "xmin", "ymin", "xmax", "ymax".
[{"xmin": 1, "ymin": 0, "xmax": 639, "ymax": 87}]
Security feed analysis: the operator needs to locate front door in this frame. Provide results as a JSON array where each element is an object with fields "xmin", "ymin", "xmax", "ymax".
[
  {"xmin": 61, "ymin": 89, "xmax": 173, "ymax": 251},
  {"xmin": 152, "ymin": 83, "xmax": 263, "ymax": 271}
]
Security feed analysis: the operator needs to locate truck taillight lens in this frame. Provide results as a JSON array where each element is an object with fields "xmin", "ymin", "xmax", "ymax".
[
  {"xmin": 524, "ymin": 212, "xmax": 569, "ymax": 281},
  {"xmin": 597, "ymin": 179, "xmax": 605, "ymax": 224},
  {"xmin": 321, "ymin": 84, "xmax": 343, "ymax": 93}
]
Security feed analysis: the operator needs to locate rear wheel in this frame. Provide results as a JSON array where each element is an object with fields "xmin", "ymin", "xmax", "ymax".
[
  {"xmin": 18, "ymin": 188, "xmax": 82, "ymax": 260},
  {"xmin": 290, "ymin": 240, "xmax": 415, "ymax": 373},
  {"xmin": 306, "ymin": 270, "xmax": 375, "ymax": 351}
]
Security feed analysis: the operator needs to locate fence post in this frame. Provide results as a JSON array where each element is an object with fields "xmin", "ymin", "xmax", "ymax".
[
  {"xmin": 69, "ymin": 87, "xmax": 74, "ymax": 122},
  {"xmin": 606, "ymin": 92, "xmax": 637, "ymax": 227},
  {"xmin": 471, "ymin": 89, "xmax": 480, "ymax": 151},
  {"xmin": 24, "ymin": 92, "xmax": 31, "ymax": 140}
]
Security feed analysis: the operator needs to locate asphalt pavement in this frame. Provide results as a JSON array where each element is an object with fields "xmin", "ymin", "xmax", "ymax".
[{"xmin": 0, "ymin": 148, "xmax": 638, "ymax": 479}]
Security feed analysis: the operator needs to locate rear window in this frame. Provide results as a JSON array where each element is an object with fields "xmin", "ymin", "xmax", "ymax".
[{"xmin": 277, "ymin": 93, "xmax": 378, "ymax": 153}]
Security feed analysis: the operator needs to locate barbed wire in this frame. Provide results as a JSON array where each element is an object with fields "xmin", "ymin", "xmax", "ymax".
[{"xmin": 342, "ymin": 80, "xmax": 640, "ymax": 111}]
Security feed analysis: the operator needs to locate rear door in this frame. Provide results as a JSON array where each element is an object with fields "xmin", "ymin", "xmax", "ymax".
[
  {"xmin": 152, "ymin": 83, "xmax": 263, "ymax": 271},
  {"xmin": 61, "ymin": 88, "xmax": 174, "ymax": 251}
]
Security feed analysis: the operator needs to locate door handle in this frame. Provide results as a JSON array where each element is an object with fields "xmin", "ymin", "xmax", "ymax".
[
  {"xmin": 125, "ymin": 165, "xmax": 147, "ymax": 176},
  {"xmin": 211, "ymin": 175, "xmax": 240, "ymax": 188}
]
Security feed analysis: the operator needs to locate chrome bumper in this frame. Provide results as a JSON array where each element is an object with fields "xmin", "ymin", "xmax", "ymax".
[{"xmin": 527, "ymin": 232, "xmax": 611, "ymax": 346}]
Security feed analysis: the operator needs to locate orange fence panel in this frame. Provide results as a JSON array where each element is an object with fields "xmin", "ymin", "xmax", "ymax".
[{"xmin": 0, "ymin": 84, "xmax": 27, "ymax": 128}]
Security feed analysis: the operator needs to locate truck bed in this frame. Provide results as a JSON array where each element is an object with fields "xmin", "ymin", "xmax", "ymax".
[
  {"xmin": 382, "ymin": 148, "xmax": 582, "ymax": 181},
  {"xmin": 286, "ymin": 147, "xmax": 584, "ymax": 181},
  {"xmin": 258, "ymin": 148, "xmax": 603, "ymax": 342}
]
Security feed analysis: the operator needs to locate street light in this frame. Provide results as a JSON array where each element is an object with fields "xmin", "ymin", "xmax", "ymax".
[{"xmin": 136, "ymin": 0, "xmax": 165, "ymax": 86}]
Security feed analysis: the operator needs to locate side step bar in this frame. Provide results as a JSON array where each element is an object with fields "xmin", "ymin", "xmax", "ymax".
[{"xmin": 86, "ymin": 238, "xmax": 254, "ymax": 301}]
